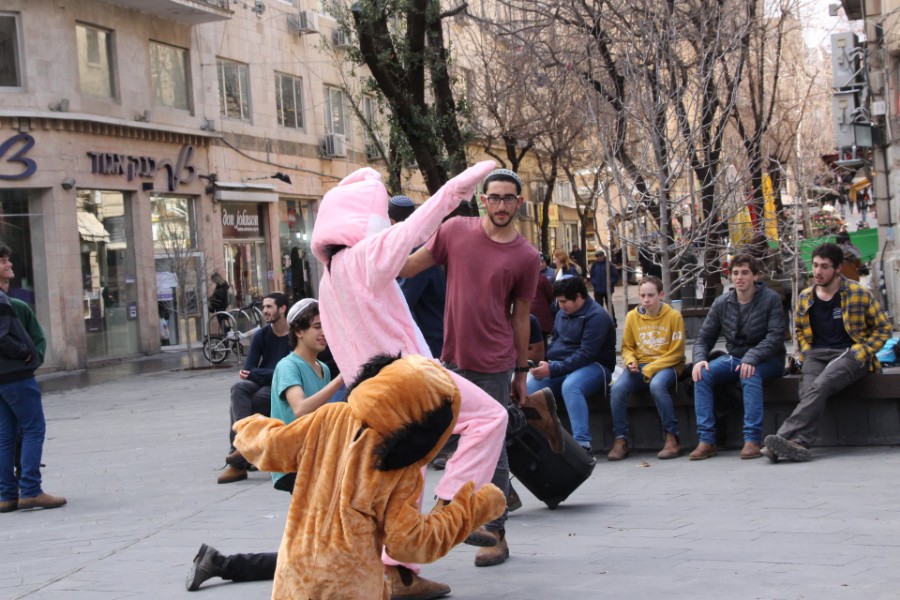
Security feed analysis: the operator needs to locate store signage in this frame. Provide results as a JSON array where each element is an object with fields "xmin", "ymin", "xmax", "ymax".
[
  {"xmin": 0, "ymin": 133, "xmax": 37, "ymax": 181},
  {"xmin": 221, "ymin": 202, "xmax": 262, "ymax": 239},
  {"xmin": 86, "ymin": 144, "xmax": 196, "ymax": 192}
]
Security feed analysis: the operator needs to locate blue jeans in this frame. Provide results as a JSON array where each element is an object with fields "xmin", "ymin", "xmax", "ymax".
[
  {"xmin": 610, "ymin": 366, "xmax": 678, "ymax": 438},
  {"xmin": 0, "ymin": 377, "xmax": 45, "ymax": 501},
  {"xmin": 527, "ymin": 363, "xmax": 610, "ymax": 447},
  {"xmin": 694, "ymin": 354, "xmax": 784, "ymax": 444}
]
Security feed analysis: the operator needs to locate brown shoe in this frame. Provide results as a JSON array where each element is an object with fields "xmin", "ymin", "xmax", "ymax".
[
  {"xmin": 688, "ymin": 442, "xmax": 717, "ymax": 460},
  {"xmin": 18, "ymin": 492, "xmax": 66, "ymax": 510},
  {"xmin": 225, "ymin": 450, "xmax": 250, "ymax": 470},
  {"xmin": 740, "ymin": 441, "xmax": 762, "ymax": 459},
  {"xmin": 520, "ymin": 389, "xmax": 565, "ymax": 454},
  {"xmin": 657, "ymin": 433, "xmax": 683, "ymax": 459},
  {"xmin": 0, "ymin": 499, "xmax": 17, "ymax": 513},
  {"xmin": 217, "ymin": 465, "xmax": 248, "ymax": 484},
  {"xmin": 474, "ymin": 528, "xmax": 509, "ymax": 567},
  {"xmin": 507, "ymin": 485, "xmax": 522, "ymax": 513},
  {"xmin": 465, "ymin": 525, "xmax": 498, "ymax": 547},
  {"xmin": 386, "ymin": 565, "xmax": 450, "ymax": 600},
  {"xmin": 607, "ymin": 438, "xmax": 629, "ymax": 461}
]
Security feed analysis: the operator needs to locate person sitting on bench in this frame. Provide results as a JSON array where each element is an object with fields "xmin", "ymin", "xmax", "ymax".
[{"xmin": 763, "ymin": 243, "xmax": 891, "ymax": 462}]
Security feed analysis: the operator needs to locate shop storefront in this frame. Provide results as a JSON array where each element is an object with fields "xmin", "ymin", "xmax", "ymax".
[
  {"xmin": 214, "ymin": 190, "xmax": 274, "ymax": 307},
  {"xmin": 278, "ymin": 198, "xmax": 320, "ymax": 302}
]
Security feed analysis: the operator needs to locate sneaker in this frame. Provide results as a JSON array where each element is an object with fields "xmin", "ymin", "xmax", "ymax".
[
  {"xmin": 217, "ymin": 465, "xmax": 248, "ymax": 484},
  {"xmin": 465, "ymin": 526, "xmax": 498, "ymax": 547},
  {"xmin": 607, "ymin": 438, "xmax": 629, "ymax": 461},
  {"xmin": 429, "ymin": 452, "xmax": 452, "ymax": 471},
  {"xmin": 760, "ymin": 445, "xmax": 779, "ymax": 463},
  {"xmin": 474, "ymin": 528, "xmax": 509, "ymax": 567},
  {"xmin": 186, "ymin": 543, "xmax": 225, "ymax": 592},
  {"xmin": 764, "ymin": 435, "xmax": 811, "ymax": 462},
  {"xmin": 386, "ymin": 566, "xmax": 450, "ymax": 600},
  {"xmin": 18, "ymin": 492, "xmax": 66, "ymax": 510},
  {"xmin": 688, "ymin": 442, "xmax": 717, "ymax": 461}
]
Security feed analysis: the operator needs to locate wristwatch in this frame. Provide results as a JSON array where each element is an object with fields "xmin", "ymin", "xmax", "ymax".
[{"xmin": 514, "ymin": 365, "xmax": 530, "ymax": 373}]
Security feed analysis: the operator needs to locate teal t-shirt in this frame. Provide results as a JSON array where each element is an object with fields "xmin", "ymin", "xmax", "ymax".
[{"xmin": 269, "ymin": 352, "xmax": 331, "ymax": 485}]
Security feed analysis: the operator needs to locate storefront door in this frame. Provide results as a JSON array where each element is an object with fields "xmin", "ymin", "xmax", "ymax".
[
  {"xmin": 224, "ymin": 241, "xmax": 267, "ymax": 307},
  {"xmin": 77, "ymin": 190, "xmax": 140, "ymax": 360}
]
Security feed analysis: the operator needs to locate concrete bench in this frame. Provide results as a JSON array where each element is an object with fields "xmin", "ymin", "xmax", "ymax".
[{"xmin": 578, "ymin": 369, "xmax": 900, "ymax": 452}]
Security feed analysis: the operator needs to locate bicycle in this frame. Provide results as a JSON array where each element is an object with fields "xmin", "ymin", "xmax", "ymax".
[{"xmin": 202, "ymin": 311, "xmax": 256, "ymax": 364}]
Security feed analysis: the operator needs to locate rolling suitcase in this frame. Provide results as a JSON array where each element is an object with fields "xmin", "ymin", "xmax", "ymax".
[{"xmin": 506, "ymin": 423, "xmax": 596, "ymax": 509}]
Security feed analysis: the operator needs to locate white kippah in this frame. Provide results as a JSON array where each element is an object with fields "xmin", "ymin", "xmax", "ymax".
[
  {"xmin": 287, "ymin": 298, "xmax": 318, "ymax": 324},
  {"xmin": 487, "ymin": 168, "xmax": 522, "ymax": 186}
]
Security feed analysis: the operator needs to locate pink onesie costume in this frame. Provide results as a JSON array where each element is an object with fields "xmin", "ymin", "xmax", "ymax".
[{"xmin": 310, "ymin": 160, "xmax": 507, "ymax": 507}]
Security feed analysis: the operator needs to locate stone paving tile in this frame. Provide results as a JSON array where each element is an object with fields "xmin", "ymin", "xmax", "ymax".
[{"xmin": 3, "ymin": 366, "xmax": 900, "ymax": 599}]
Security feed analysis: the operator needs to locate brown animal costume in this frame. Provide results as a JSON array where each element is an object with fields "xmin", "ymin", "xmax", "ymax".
[{"xmin": 234, "ymin": 354, "xmax": 506, "ymax": 599}]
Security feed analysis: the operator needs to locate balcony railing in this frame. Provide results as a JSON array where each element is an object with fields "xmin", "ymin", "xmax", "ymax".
[{"xmin": 104, "ymin": 0, "xmax": 232, "ymax": 25}]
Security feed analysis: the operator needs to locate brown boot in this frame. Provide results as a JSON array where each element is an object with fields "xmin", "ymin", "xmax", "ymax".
[
  {"xmin": 474, "ymin": 528, "xmax": 509, "ymax": 567},
  {"xmin": 225, "ymin": 450, "xmax": 250, "ymax": 470},
  {"xmin": 657, "ymin": 433, "xmax": 683, "ymax": 459},
  {"xmin": 740, "ymin": 441, "xmax": 762, "ymax": 459},
  {"xmin": 688, "ymin": 442, "xmax": 717, "ymax": 461},
  {"xmin": 0, "ymin": 499, "xmax": 17, "ymax": 513},
  {"xmin": 217, "ymin": 465, "xmax": 248, "ymax": 484},
  {"xmin": 465, "ymin": 525, "xmax": 498, "ymax": 547},
  {"xmin": 520, "ymin": 389, "xmax": 565, "ymax": 453},
  {"xmin": 607, "ymin": 438, "xmax": 629, "ymax": 461},
  {"xmin": 386, "ymin": 566, "xmax": 450, "ymax": 600},
  {"xmin": 18, "ymin": 492, "xmax": 66, "ymax": 510}
]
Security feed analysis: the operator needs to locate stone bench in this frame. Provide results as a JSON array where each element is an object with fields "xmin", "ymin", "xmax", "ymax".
[{"xmin": 578, "ymin": 369, "xmax": 900, "ymax": 452}]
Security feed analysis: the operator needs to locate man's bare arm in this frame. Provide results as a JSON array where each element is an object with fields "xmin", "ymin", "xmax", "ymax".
[{"xmin": 400, "ymin": 246, "xmax": 436, "ymax": 279}]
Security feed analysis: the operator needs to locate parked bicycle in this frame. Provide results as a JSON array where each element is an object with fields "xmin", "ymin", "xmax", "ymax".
[{"xmin": 202, "ymin": 310, "xmax": 261, "ymax": 364}]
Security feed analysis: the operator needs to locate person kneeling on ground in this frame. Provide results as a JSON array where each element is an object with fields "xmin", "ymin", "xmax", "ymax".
[
  {"xmin": 232, "ymin": 354, "xmax": 506, "ymax": 599},
  {"xmin": 689, "ymin": 254, "xmax": 785, "ymax": 461},
  {"xmin": 527, "ymin": 276, "xmax": 615, "ymax": 454},
  {"xmin": 187, "ymin": 299, "xmax": 344, "ymax": 591},
  {"xmin": 763, "ymin": 243, "xmax": 891, "ymax": 462},
  {"xmin": 608, "ymin": 276, "xmax": 686, "ymax": 461}
]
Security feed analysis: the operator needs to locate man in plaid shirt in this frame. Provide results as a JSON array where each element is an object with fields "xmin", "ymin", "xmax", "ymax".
[{"xmin": 764, "ymin": 243, "xmax": 892, "ymax": 462}]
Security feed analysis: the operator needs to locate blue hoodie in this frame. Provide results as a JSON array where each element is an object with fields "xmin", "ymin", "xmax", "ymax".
[{"xmin": 547, "ymin": 296, "xmax": 616, "ymax": 377}]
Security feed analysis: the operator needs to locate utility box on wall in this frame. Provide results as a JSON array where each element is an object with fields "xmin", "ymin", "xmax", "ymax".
[
  {"xmin": 833, "ymin": 91, "xmax": 860, "ymax": 148},
  {"xmin": 831, "ymin": 32, "xmax": 861, "ymax": 89}
]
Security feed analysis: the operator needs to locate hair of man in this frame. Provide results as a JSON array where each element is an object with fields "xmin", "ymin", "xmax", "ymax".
[
  {"xmin": 264, "ymin": 292, "xmax": 289, "ymax": 310},
  {"xmin": 730, "ymin": 253, "xmax": 761, "ymax": 275},
  {"xmin": 552, "ymin": 275, "xmax": 588, "ymax": 301},
  {"xmin": 639, "ymin": 275, "xmax": 664, "ymax": 293},
  {"xmin": 482, "ymin": 171, "xmax": 522, "ymax": 195},
  {"xmin": 811, "ymin": 243, "xmax": 844, "ymax": 269}
]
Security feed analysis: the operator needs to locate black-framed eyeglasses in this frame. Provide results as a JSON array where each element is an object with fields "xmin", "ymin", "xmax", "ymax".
[{"xmin": 484, "ymin": 194, "xmax": 519, "ymax": 206}]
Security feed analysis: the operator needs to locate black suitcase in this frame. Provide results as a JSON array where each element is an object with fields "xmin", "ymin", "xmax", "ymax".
[{"xmin": 506, "ymin": 424, "xmax": 596, "ymax": 509}]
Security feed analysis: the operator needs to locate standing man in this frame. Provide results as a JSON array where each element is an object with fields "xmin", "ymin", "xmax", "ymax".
[
  {"xmin": 389, "ymin": 194, "xmax": 447, "ymax": 358},
  {"xmin": 688, "ymin": 254, "xmax": 785, "ymax": 460},
  {"xmin": 0, "ymin": 243, "xmax": 65, "ymax": 512},
  {"xmin": 527, "ymin": 276, "xmax": 616, "ymax": 453},
  {"xmin": 217, "ymin": 292, "xmax": 290, "ymax": 484},
  {"xmin": 764, "ymin": 243, "xmax": 891, "ymax": 462},
  {"xmin": 608, "ymin": 276, "xmax": 686, "ymax": 461},
  {"xmin": 589, "ymin": 249, "xmax": 618, "ymax": 310},
  {"xmin": 402, "ymin": 168, "xmax": 541, "ymax": 567}
]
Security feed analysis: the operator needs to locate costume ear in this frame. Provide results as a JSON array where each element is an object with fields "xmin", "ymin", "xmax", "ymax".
[
  {"xmin": 339, "ymin": 167, "xmax": 382, "ymax": 186},
  {"xmin": 375, "ymin": 399, "xmax": 454, "ymax": 471}
]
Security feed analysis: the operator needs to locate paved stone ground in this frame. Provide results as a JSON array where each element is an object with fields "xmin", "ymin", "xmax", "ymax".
[{"xmin": 4, "ymin": 364, "xmax": 900, "ymax": 600}]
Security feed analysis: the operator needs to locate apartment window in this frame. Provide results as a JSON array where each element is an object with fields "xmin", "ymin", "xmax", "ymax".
[
  {"xmin": 361, "ymin": 95, "xmax": 376, "ymax": 143},
  {"xmin": 77, "ymin": 23, "xmax": 114, "ymax": 97},
  {"xmin": 0, "ymin": 14, "xmax": 22, "ymax": 88},
  {"xmin": 324, "ymin": 86, "xmax": 346, "ymax": 135},
  {"xmin": 217, "ymin": 58, "xmax": 251, "ymax": 121},
  {"xmin": 150, "ymin": 42, "xmax": 190, "ymax": 111},
  {"xmin": 276, "ymin": 72, "xmax": 304, "ymax": 129},
  {"xmin": 321, "ymin": 0, "xmax": 341, "ymax": 16}
]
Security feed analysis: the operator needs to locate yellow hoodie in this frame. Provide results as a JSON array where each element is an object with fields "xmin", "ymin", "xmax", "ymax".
[{"xmin": 621, "ymin": 303, "xmax": 686, "ymax": 382}]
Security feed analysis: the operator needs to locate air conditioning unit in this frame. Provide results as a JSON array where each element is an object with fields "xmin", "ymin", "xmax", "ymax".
[
  {"xmin": 518, "ymin": 201, "xmax": 535, "ymax": 219},
  {"xmin": 287, "ymin": 10, "xmax": 319, "ymax": 35},
  {"xmin": 323, "ymin": 133, "xmax": 347, "ymax": 158},
  {"xmin": 332, "ymin": 29, "xmax": 354, "ymax": 49}
]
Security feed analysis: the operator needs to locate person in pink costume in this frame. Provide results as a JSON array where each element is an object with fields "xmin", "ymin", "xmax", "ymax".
[{"xmin": 310, "ymin": 160, "xmax": 507, "ymax": 599}]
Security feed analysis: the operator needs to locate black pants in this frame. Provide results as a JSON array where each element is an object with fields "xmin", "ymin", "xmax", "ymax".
[
  {"xmin": 223, "ymin": 552, "xmax": 278, "ymax": 582},
  {"xmin": 593, "ymin": 291, "xmax": 609, "ymax": 309}
]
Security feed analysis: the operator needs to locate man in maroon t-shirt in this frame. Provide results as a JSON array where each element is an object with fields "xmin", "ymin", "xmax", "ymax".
[{"xmin": 402, "ymin": 168, "xmax": 541, "ymax": 568}]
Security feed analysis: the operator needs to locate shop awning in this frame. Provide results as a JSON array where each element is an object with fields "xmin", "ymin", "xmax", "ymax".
[
  {"xmin": 77, "ymin": 211, "xmax": 110, "ymax": 243},
  {"xmin": 213, "ymin": 182, "xmax": 279, "ymax": 203}
]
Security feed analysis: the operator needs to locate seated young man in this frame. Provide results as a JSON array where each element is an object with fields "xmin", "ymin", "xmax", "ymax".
[
  {"xmin": 187, "ymin": 299, "xmax": 343, "ymax": 591},
  {"xmin": 764, "ymin": 243, "xmax": 891, "ymax": 462},
  {"xmin": 608, "ymin": 276, "xmax": 686, "ymax": 461},
  {"xmin": 688, "ymin": 254, "xmax": 785, "ymax": 460},
  {"xmin": 526, "ymin": 276, "xmax": 616, "ymax": 453}
]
